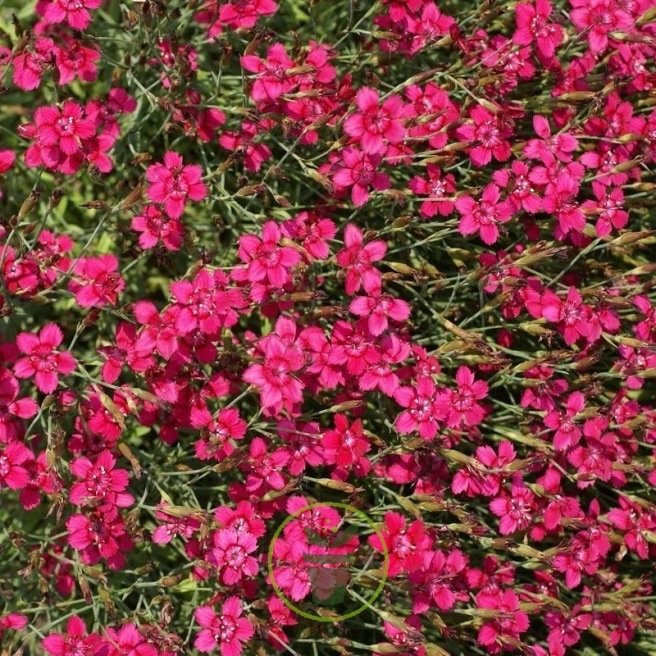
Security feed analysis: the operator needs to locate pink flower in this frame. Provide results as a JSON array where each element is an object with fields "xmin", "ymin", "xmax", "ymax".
[
  {"xmin": 42, "ymin": 616, "xmax": 106, "ymax": 656},
  {"xmin": 344, "ymin": 87, "xmax": 407, "ymax": 155},
  {"xmin": 443, "ymin": 366, "xmax": 489, "ymax": 429},
  {"xmin": 237, "ymin": 221, "xmax": 301, "ymax": 288},
  {"xmin": 492, "ymin": 161, "xmax": 542, "ymax": 213},
  {"xmin": 105, "ymin": 624, "xmax": 158, "ymax": 656},
  {"xmin": 69, "ymin": 450, "xmax": 134, "ymax": 508},
  {"xmin": 14, "ymin": 324, "xmax": 77, "ymax": 394},
  {"xmin": 194, "ymin": 407, "xmax": 247, "ymax": 461},
  {"xmin": 476, "ymin": 588, "xmax": 530, "ymax": 653},
  {"xmin": 394, "ymin": 376, "xmax": 446, "ymax": 440},
  {"xmin": 409, "ymin": 164, "xmax": 456, "ymax": 217},
  {"xmin": 145, "ymin": 151, "xmax": 207, "ymax": 219},
  {"xmin": 0, "ymin": 613, "xmax": 27, "ymax": 641},
  {"xmin": 322, "ymin": 414, "xmax": 371, "ymax": 472},
  {"xmin": 0, "ymin": 367, "xmax": 39, "ymax": 442},
  {"xmin": 582, "ymin": 182, "xmax": 629, "ymax": 237},
  {"xmin": 12, "ymin": 37, "xmax": 56, "ymax": 91},
  {"xmin": 194, "ymin": 597, "xmax": 255, "ymax": 656},
  {"xmin": 455, "ymin": 184, "xmax": 513, "ymax": 245},
  {"xmin": 55, "ymin": 37, "xmax": 101, "ymax": 86},
  {"xmin": 331, "ymin": 147, "xmax": 390, "ymax": 207},
  {"xmin": 349, "ymin": 287, "xmax": 411, "ymax": 336},
  {"xmin": 369, "ymin": 512, "xmax": 432, "ymax": 577},
  {"xmin": 240, "ymin": 44, "xmax": 295, "ymax": 104},
  {"xmin": 513, "ymin": 0, "xmax": 564, "ymax": 59},
  {"xmin": 456, "ymin": 106, "xmax": 513, "ymax": 167},
  {"xmin": 220, "ymin": 0, "xmax": 278, "ymax": 30},
  {"xmin": 243, "ymin": 332, "xmax": 304, "ymax": 415},
  {"xmin": 335, "ymin": 224, "xmax": 387, "ymax": 295},
  {"xmin": 69, "ymin": 254, "xmax": 125, "ymax": 308},
  {"xmin": 131, "ymin": 205, "xmax": 185, "ymax": 251},
  {"xmin": 66, "ymin": 508, "xmax": 133, "ymax": 569},
  {"xmin": 209, "ymin": 529, "xmax": 259, "ymax": 584},
  {"xmin": 570, "ymin": 0, "xmax": 634, "ymax": 55},
  {"xmin": 489, "ymin": 481, "xmax": 535, "ymax": 535},
  {"xmin": 23, "ymin": 100, "xmax": 96, "ymax": 173},
  {"xmin": 0, "ymin": 149, "xmax": 16, "ymax": 174},
  {"xmin": 39, "ymin": 0, "xmax": 103, "ymax": 30},
  {"xmin": 0, "ymin": 441, "xmax": 33, "ymax": 490},
  {"xmin": 524, "ymin": 115, "xmax": 578, "ymax": 164}
]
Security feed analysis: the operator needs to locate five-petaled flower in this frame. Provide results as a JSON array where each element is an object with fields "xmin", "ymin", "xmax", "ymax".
[
  {"xmin": 145, "ymin": 151, "xmax": 207, "ymax": 219},
  {"xmin": 13, "ymin": 324, "xmax": 77, "ymax": 394}
]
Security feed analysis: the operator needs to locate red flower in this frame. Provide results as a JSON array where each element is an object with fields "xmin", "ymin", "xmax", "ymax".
[{"xmin": 14, "ymin": 324, "xmax": 77, "ymax": 394}]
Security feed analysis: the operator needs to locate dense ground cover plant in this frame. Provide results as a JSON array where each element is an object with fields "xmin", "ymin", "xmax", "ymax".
[{"xmin": 1, "ymin": 0, "xmax": 656, "ymax": 653}]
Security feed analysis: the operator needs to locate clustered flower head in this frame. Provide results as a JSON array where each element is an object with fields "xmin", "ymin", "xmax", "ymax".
[{"xmin": 1, "ymin": 0, "xmax": 656, "ymax": 655}]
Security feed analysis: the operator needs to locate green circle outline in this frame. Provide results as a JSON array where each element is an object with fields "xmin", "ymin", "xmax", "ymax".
[{"xmin": 267, "ymin": 501, "xmax": 390, "ymax": 622}]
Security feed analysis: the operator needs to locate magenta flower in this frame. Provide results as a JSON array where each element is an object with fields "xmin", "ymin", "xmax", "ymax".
[
  {"xmin": 524, "ymin": 115, "xmax": 578, "ymax": 164},
  {"xmin": 243, "ymin": 333, "xmax": 304, "ymax": 415},
  {"xmin": 456, "ymin": 106, "xmax": 513, "ymax": 167},
  {"xmin": 0, "ymin": 368, "xmax": 39, "ymax": 442},
  {"xmin": 409, "ymin": 164, "xmax": 456, "ymax": 218},
  {"xmin": 42, "ymin": 616, "xmax": 105, "ymax": 656},
  {"xmin": 455, "ymin": 184, "xmax": 513, "ymax": 245},
  {"xmin": 14, "ymin": 324, "xmax": 77, "ymax": 394},
  {"xmin": 145, "ymin": 151, "xmax": 207, "ymax": 219},
  {"xmin": 219, "ymin": 0, "xmax": 278, "ymax": 30},
  {"xmin": 0, "ymin": 441, "xmax": 34, "ymax": 490},
  {"xmin": 335, "ymin": 224, "xmax": 387, "ymax": 295},
  {"xmin": 209, "ymin": 528, "xmax": 259, "ymax": 585},
  {"xmin": 237, "ymin": 220, "xmax": 301, "ymax": 288},
  {"xmin": 344, "ymin": 87, "xmax": 407, "ymax": 155},
  {"xmin": 69, "ymin": 450, "xmax": 134, "ymax": 508},
  {"xmin": 513, "ymin": 0, "xmax": 564, "ymax": 59},
  {"xmin": 131, "ymin": 205, "xmax": 184, "ymax": 251},
  {"xmin": 331, "ymin": 147, "xmax": 390, "ymax": 207},
  {"xmin": 194, "ymin": 597, "xmax": 255, "ymax": 656},
  {"xmin": 240, "ymin": 43, "xmax": 295, "ymax": 104},
  {"xmin": 570, "ymin": 0, "xmax": 634, "ymax": 55},
  {"xmin": 69, "ymin": 254, "xmax": 125, "ymax": 308},
  {"xmin": 104, "ymin": 624, "xmax": 158, "ymax": 656},
  {"xmin": 24, "ymin": 100, "xmax": 96, "ymax": 172},
  {"xmin": 349, "ymin": 288, "xmax": 411, "ymax": 336},
  {"xmin": 39, "ymin": 0, "xmax": 103, "ymax": 31}
]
